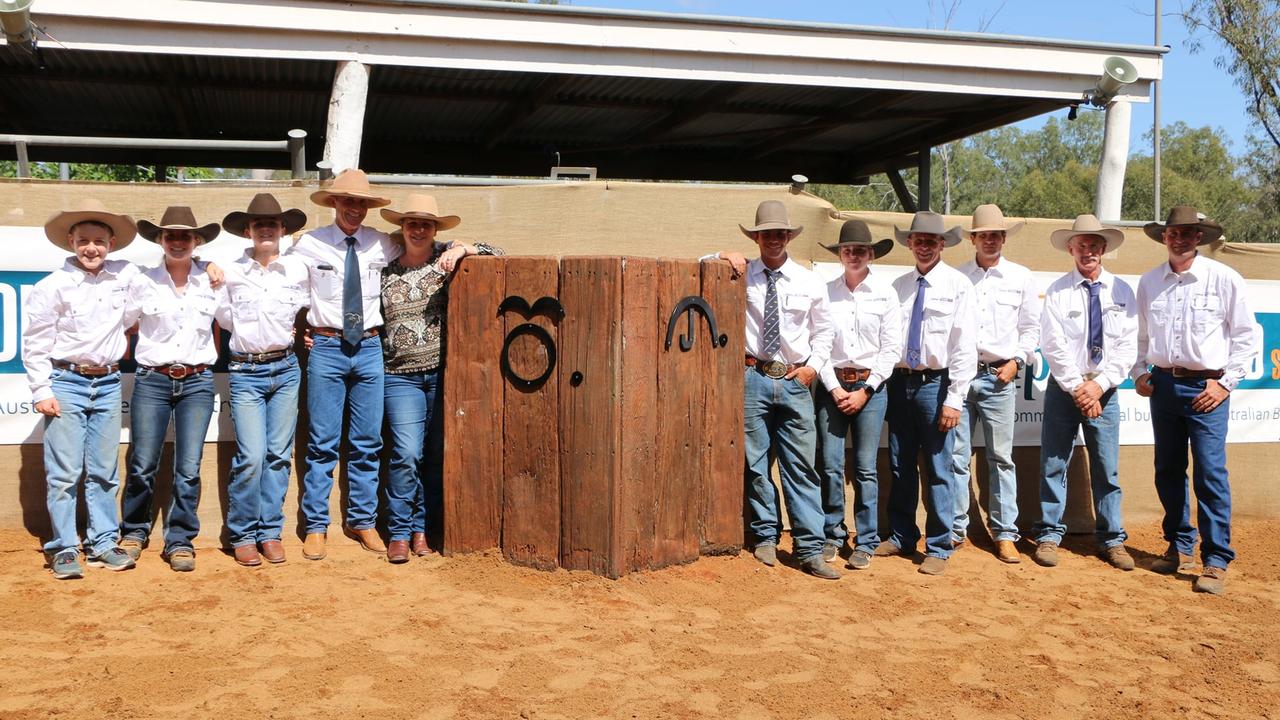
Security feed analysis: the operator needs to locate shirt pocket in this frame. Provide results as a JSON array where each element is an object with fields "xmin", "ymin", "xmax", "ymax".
[
  {"xmin": 781, "ymin": 293, "xmax": 810, "ymax": 322},
  {"xmin": 310, "ymin": 265, "xmax": 340, "ymax": 301},
  {"xmin": 853, "ymin": 299, "xmax": 888, "ymax": 346},
  {"xmin": 993, "ymin": 289, "xmax": 1022, "ymax": 324},
  {"xmin": 141, "ymin": 300, "xmax": 178, "ymax": 342},
  {"xmin": 363, "ymin": 262, "xmax": 387, "ymax": 299},
  {"xmin": 1190, "ymin": 294, "xmax": 1224, "ymax": 334},
  {"xmin": 923, "ymin": 295, "xmax": 956, "ymax": 334},
  {"xmin": 1101, "ymin": 303, "xmax": 1127, "ymax": 338}
]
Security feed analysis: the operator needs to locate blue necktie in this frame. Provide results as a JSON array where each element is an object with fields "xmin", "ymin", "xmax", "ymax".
[
  {"xmin": 906, "ymin": 275, "xmax": 928, "ymax": 369},
  {"xmin": 343, "ymin": 236, "xmax": 363, "ymax": 347},
  {"xmin": 1084, "ymin": 280, "xmax": 1103, "ymax": 365},
  {"xmin": 761, "ymin": 268, "xmax": 781, "ymax": 359}
]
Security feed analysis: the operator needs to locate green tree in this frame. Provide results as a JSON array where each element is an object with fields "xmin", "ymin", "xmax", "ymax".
[{"xmin": 1181, "ymin": 0, "xmax": 1280, "ymax": 149}]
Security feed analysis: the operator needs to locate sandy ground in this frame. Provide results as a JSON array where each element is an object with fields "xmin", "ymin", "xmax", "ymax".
[{"xmin": 0, "ymin": 522, "xmax": 1277, "ymax": 720}]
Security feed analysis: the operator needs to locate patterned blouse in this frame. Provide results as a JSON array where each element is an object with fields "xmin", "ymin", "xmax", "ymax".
[{"xmin": 380, "ymin": 241, "xmax": 502, "ymax": 374}]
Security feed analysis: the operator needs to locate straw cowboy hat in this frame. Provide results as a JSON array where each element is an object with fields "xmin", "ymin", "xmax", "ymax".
[
  {"xmin": 222, "ymin": 193, "xmax": 308, "ymax": 237},
  {"xmin": 379, "ymin": 194, "xmax": 461, "ymax": 232},
  {"xmin": 893, "ymin": 210, "xmax": 963, "ymax": 247},
  {"xmin": 963, "ymin": 204, "xmax": 1025, "ymax": 236},
  {"xmin": 43, "ymin": 199, "xmax": 137, "ymax": 251},
  {"xmin": 1049, "ymin": 214, "xmax": 1125, "ymax": 253},
  {"xmin": 822, "ymin": 219, "xmax": 893, "ymax": 259},
  {"xmin": 739, "ymin": 200, "xmax": 803, "ymax": 239},
  {"xmin": 1142, "ymin": 205, "xmax": 1224, "ymax": 245},
  {"xmin": 137, "ymin": 206, "xmax": 221, "ymax": 243},
  {"xmin": 309, "ymin": 168, "xmax": 391, "ymax": 208}
]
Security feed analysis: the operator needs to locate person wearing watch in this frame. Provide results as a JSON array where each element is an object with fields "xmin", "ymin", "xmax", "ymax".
[
  {"xmin": 813, "ymin": 220, "xmax": 901, "ymax": 571},
  {"xmin": 949, "ymin": 205, "xmax": 1041, "ymax": 565}
]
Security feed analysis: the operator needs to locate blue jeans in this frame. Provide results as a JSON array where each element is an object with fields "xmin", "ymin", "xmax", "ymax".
[
  {"xmin": 1149, "ymin": 370, "xmax": 1233, "ymax": 569},
  {"xmin": 42, "ymin": 369, "xmax": 123, "ymax": 556},
  {"xmin": 384, "ymin": 369, "xmax": 441, "ymax": 541},
  {"xmin": 950, "ymin": 371, "xmax": 1020, "ymax": 542},
  {"xmin": 301, "ymin": 334, "xmax": 384, "ymax": 533},
  {"xmin": 226, "ymin": 354, "xmax": 301, "ymax": 547},
  {"xmin": 815, "ymin": 381, "xmax": 888, "ymax": 553},
  {"xmin": 743, "ymin": 368, "xmax": 826, "ymax": 561},
  {"xmin": 886, "ymin": 371, "xmax": 956, "ymax": 559},
  {"xmin": 1034, "ymin": 379, "xmax": 1126, "ymax": 548},
  {"xmin": 120, "ymin": 368, "xmax": 215, "ymax": 553}
]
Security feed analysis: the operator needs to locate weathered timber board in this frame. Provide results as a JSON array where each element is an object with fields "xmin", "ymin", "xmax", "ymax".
[
  {"xmin": 698, "ymin": 260, "xmax": 746, "ymax": 555},
  {"xmin": 619, "ymin": 257, "xmax": 659, "ymax": 573},
  {"xmin": 557, "ymin": 257, "xmax": 624, "ymax": 578},
  {"xmin": 442, "ymin": 256, "xmax": 505, "ymax": 555},
  {"xmin": 500, "ymin": 257, "xmax": 561, "ymax": 570}
]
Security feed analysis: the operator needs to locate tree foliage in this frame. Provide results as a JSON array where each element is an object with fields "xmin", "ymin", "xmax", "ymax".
[{"xmin": 1181, "ymin": 0, "xmax": 1280, "ymax": 149}]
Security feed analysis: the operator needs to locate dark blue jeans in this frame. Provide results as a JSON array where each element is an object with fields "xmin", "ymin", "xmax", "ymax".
[
  {"xmin": 886, "ymin": 371, "xmax": 956, "ymax": 559},
  {"xmin": 1149, "ymin": 370, "xmax": 1233, "ymax": 569},
  {"xmin": 120, "ymin": 368, "xmax": 215, "ymax": 553},
  {"xmin": 226, "ymin": 354, "xmax": 301, "ymax": 547}
]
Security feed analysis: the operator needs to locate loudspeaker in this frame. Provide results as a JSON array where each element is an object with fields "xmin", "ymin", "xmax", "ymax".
[
  {"xmin": 1095, "ymin": 56, "xmax": 1138, "ymax": 99},
  {"xmin": 0, "ymin": 0, "xmax": 33, "ymax": 47}
]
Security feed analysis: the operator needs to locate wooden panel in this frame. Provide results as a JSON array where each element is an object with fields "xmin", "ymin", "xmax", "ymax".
[
  {"xmin": 652, "ymin": 259, "xmax": 703, "ymax": 567},
  {"xmin": 699, "ymin": 260, "xmax": 746, "ymax": 555},
  {"xmin": 619, "ymin": 257, "xmax": 659, "ymax": 573},
  {"xmin": 558, "ymin": 257, "xmax": 624, "ymax": 578},
  {"xmin": 500, "ymin": 257, "xmax": 561, "ymax": 570},
  {"xmin": 442, "ymin": 256, "xmax": 505, "ymax": 555}
]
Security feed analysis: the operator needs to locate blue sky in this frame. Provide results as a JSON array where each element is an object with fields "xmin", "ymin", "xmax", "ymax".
[{"xmin": 563, "ymin": 0, "xmax": 1254, "ymax": 155}]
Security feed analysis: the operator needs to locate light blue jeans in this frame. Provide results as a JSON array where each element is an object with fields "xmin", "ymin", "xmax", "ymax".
[
  {"xmin": 951, "ymin": 371, "xmax": 1020, "ymax": 542},
  {"xmin": 42, "ymin": 369, "xmax": 123, "ymax": 556},
  {"xmin": 384, "ymin": 369, "xmax": 441, "ymax": 542},
  {"xmin": 886, "ymin": 371, "xmax": 956, "ymax": 559},
  {"xmin": 743, "ymin": 368, "xmax": 826, "ymax": 561},
  {"xmin": 1034, "ymin": 379, "xmax": 1127, "ymax": 549},
  {"xmin": 226, "ymin": 354, "xmax": 301, "ymax": 547},
  {"xmin": 301, "ymin": 334, "xmax": 384, "ymax": 533},
  {"xmin": 815, "ymin": 381, "xmax": 888, "ymax": 553},
  {"xmin": 120, "ymin": 367, "xmax": 215, "ymax": 553}
]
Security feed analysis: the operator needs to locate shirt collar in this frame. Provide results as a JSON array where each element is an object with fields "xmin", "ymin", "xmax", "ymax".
[
  {"xmin": 1161, "ymin": 252, "xmax": 1203, "ymax": 281},
  {"xmin": 63, "ymin": 257, "xmax": 122, "ymax": 282},
  {"xmin": 750, "ymin": 256, "xmax": 797, "ymax": 280},
  {"xmin": 237, "ymin": 249, "xmax": 284, "ymax": 273},
  {"xmin": 1070, "ymin": 267, "xmax": 1114, "ymax": 288}
]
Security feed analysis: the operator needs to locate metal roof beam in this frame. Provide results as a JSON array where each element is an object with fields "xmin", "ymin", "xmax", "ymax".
[{"xmin": 482, "ymin": 74, "xmax": 570, "ymax": 150}]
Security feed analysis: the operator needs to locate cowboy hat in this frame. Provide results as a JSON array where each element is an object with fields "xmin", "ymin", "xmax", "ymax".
[
  {"xmin": 43, "ymin": 199, "xmax": 137, "ymax": 251},
  {"xmin": 963, "ymin": 204, "xmax": 1024, "ymax": 236},
  {"xmin": 893, "ymin": 210, "xmax": 963, "ymax": 247},
  {"xmin": 822, "ymin": 219, "xmax": 893, "ymax": 259},
  {"xmin": 222, "ymin": 193, "xmax": 308, "ymax": 237},
  {"xmin": 137, "ymin": 206, "xmax": 221, "ymax": 243},
  {"xmin": 379, "ymin": 194, "xmax": 461, "ymax": 231},
  {"xmin": 739, "ymin": 200, "xmax": 803, "ymax": 239},
  {"xmin": 1049, "ymin": 214, "xmax": 1125, "ymax": 253},
  {"xmin": 1142, "ymin": 205, "xmax": 1223, "ymax": 245},
  {"xmin": 309, "ymin": 168, "xmax": 391, "ymax": 208}
]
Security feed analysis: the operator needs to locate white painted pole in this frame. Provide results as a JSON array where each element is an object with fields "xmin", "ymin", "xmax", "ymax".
[
  {"xmin": 1094, "ymin": 100, "xmax": 1131, "ymax": 222},
  {"xmin": 322, "ymin": 60, "xmax": 370, "ymax": 174}
]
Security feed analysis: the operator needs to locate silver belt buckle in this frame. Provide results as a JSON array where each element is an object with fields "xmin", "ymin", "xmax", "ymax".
[
  {"xmin": 168, "ymin": 364, "xmax": 190, "ymax": 379},
  {"xmin": 761, "ymin": 360, "xmax": 788, "ymax": 379}
]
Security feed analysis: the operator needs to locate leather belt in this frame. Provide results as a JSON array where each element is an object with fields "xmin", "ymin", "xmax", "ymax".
[
  {"xmin": 745, "ymin": 355, "xmax": 801, "ymax": 380},
  {"xmin": 312, "ymin": 326, "xmax": 380, "ymax": 340},
  {"xmin": 230, "ymin": 348, "xmax": 293, "ymax": 364},
  {"xmin": 835, "ymin": 367, "xmax": 872, "ymax": 383},
  {"xmin": 977, "ymin": 359, "xmax": 1013, "ymax": 374},
  {"xmin": 1155, "ymin": 366, "xmax": 1225, "ymax": 380},
  {"xmin": 894, "ymin": 367, "xmax": 945, "ymax": 379},
  {"xmin": 52, "ymin": 360, "xmax": 120, "ymax": 377},
  {"xmin": 142, "ymin": 364, "xmax": 209, "ymax": 380}
]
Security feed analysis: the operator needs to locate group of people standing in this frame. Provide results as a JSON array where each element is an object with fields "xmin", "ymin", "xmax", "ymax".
[
  {"xmin": 720, "ymin": 200, "xmax": 1257, "ymax": 595},
  {"xmin": 25, "ymin": 169, "xmax": 499, "ymax": 577}
]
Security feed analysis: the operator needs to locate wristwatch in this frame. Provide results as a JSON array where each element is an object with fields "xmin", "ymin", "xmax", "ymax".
[{"xmin": 1013, "ymin": 358, "xmax": 1026, "ymax": 372}]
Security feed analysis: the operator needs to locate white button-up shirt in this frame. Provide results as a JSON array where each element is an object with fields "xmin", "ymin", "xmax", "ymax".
[
  {"xmin": 287, "ymin": 223, "xmax": 401, "ymax": 330},
  {"xmin": 958, "ymin": 256, "xmax": 1041, "ymax": 364},
  {"xmin": 744, "ymin": 257, "xmax": 833, "ymax": 371},
  {"xmin": 1041, "ymin": 268, "xmax": 1137, "ymax": 393},
  {"xmin": 891, "ymin": 262, "xmax": 977, "ymax": 409},
  {"xmin": 23, "ymin": 258, "xmax": 140, "ymax": 403},
  {"xmin": 819, "ymin": 270, "xmax": 902, "ymax": 392},
  {"xmin": 127, "ymin": 264, "xmax": 228, "ymax": 367},
  {"xmin": 1132, "ymin": 254, "xmax": 1259, "ymax": 391},
  {"xmin": 218, "ymin": 251, "xmax": 310, "ymax": 354}
]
